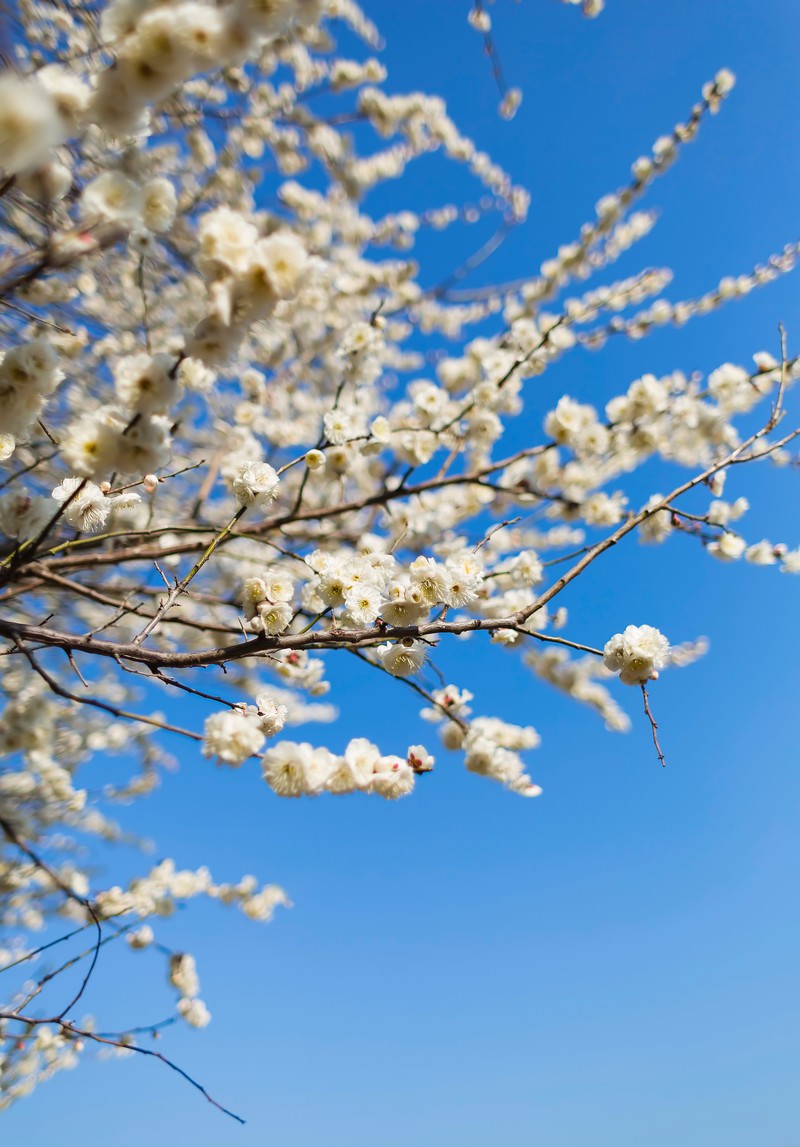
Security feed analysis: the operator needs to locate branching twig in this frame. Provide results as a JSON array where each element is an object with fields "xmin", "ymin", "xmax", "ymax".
[
  {"xmin": 0, "ymin": 1011, "xmax": 245, "ymax": 1124},
  {"xmin": 0, "ymin": 814, "xmax": 102, "ymax": 1020}
]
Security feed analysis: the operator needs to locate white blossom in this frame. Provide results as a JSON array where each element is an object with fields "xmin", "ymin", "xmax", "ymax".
[
  {"xmin": 177, "ymin": 997, "xmax": 211, "ymax": 1028},
  {"xmin": 707, "ymin": 533, "xmax": 747, "ymax": 561},
  {"xmin": 81, "ymin": 172, "xmax": 144, "ymax": 225},
  {"xmin": 142, "ymin": 177, "xmax": 178, "ymax": 233},
  {"xmin": 52, "ymin": 478, "xmax": 112, "ymax": 533},
  {"xmin": 169, "ymin": 953, "xmax": 200, "ymax": 998},
  {"xmin": 0, "ymin": 74, "xmax": 63, "ymax": 174},
  {"xmin": 376, "ymin": 640, "xmax": 427, "ymax": 677},
  {"xmin": 232, "ymin": 461, "xmax": 281, "ymax": 510},
  {"xmin": 603, "ymin": 625, "xmax": 670, "ymax": 686},
  {"xmin": 202, "ymin": 709, "xmax": 266, "ymax": 766},
  {"xmin": 127, "ymin": 926, "xmax": 154, "ymax": 950}
]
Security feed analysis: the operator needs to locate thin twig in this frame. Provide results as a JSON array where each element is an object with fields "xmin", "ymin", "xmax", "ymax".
[
  {"xmin": 640, "ymin": 683, "xmax": 666, "ymax": 767},
  {"xmin": 0, "ymin": 1011, "xmax": 245, "ymax": 1124}
]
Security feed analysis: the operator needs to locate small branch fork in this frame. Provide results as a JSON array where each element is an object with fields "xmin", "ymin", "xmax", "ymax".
[
  {"xmin": 0, "ymin": 814, "xmax": 102, "ymax": 1021},
  {"xmin": 130, "ymin": 506, "xmax": 247, "ymax": 646},
  {"xmin": 0, "ymin": 819, "xmax": 245, "ymax": 1124},
  {"xmin": 0, "ymin": 1010, "xmax": 245, "ymax": 1124}
]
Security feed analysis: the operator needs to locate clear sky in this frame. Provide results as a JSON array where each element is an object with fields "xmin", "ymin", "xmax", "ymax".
[{"xmin": 5, "ymin": 2, "xmax": 800, "ymax": 1144}]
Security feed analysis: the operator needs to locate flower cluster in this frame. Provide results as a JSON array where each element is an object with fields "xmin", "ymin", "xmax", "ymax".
[
  {"xmin": 190, "ymin": 207, "xmax": 309, "ymax": 366},
  {"xmin": 603, "ymin": 625, "xmax": 670, "ymax": 686},
  {"xmin": 420, "ymin": 686, "xmax": 541, "ymax": 796},
  {"xmin": 262, "ymin": 737, "xmax": 425, "ymax": 799},
  {"xmin": 0, "ymin": 341, "xmax": 63, "ymax": 455},
  {"xmin": 232, "ymin": 460, "xmax": 281, "ymax": 511},
  {"xmin": 202, "ymin": 696, "xmax": 287, "ymax": 764},
  {"xmin": 91, "ymin": 0, "xmax": 314, "ymax": 134}
]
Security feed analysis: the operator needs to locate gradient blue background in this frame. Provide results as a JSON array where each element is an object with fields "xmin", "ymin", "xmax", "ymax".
[{"xmin": 5, "ymin": 1, "xmax": 800, "ymax": 1143}]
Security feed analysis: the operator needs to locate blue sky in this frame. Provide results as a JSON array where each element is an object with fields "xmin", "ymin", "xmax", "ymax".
[{"xmin": 5, "ymin": 1, "xmax": 800, "ymax": 1144}]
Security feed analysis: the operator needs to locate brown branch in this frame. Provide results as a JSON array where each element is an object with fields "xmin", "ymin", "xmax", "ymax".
[
  {"xmin": 13, "ymin": 444, "xmax": 554, "ymax": 577},
  {"xmin": 11, "ymin": 641, "xmax": 203, "ymax": 740},
  {"xmin": 130, "ymin": 506, "xmax": 247, "ymax": 645},
  {"xmin": 29, "ymin": 565, "xmax": 239, "ymax": 637}
]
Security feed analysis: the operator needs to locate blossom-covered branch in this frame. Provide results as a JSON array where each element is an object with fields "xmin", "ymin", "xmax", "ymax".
[{"xmin": 1, "ymin": 0, "xmax": 799, "ymax": 1119}]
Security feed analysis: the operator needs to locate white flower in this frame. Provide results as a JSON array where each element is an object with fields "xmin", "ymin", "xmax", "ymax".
[
  {"xmin": 254, "ymin": 600, "xmax": 293, "ymax": 635},
  {"xmin": 169, "ymin": 953, "xmax": 200, "ymax": 998},
  {"xmin": 262, "ymin": 741, "xmax": 324, "ymax": 797},
  {"xmin": 714, "ymin": 68, "xmax": 736, "ymax": 95},
  {"xmin": 202, "ymin": 709, "xmax": 265, "ymax": 765},
  {"xmin": 407, "ymin": 745, "xmax": 434, "ymax": 773},
  {"xmin": 442, "ymin": 554, "xmax": 483, "ymax": 607},
  {"xmin": 302, "ymin": 746, "xmax": 340, "ymax": 793},
  {"xmin": 177, "ymin": 997, "xmax": 211, "ymax": 1028},
  {"xmin": 409, "ymin": 556, "xmax": 450, "ymax": 604},
  {"xmin": 114, "ymin": 354, "xmax": 181, "ymax": 414},
  {"xmin": 707, "ymin": 532, "xmax": 746, "ymax": 562},
  {"xmin": 16, "ymin": 159, "xmax": 72, "ymax": 203},
  {"xmin": 197, "ymin": 206, "xmax": 259, "ymax": 275},
  {"xmin": 499, "ymin": 87, "xmax": 522, "ymax": 121},
  {"xmin": 52, "ymin": 478, "xmax": 112, "ymax": 533},
  {"xmin": 305, "ymin": 448, "xmax": 326, "ymax": 470},
  {"xmin": 185, "ymin": 314, "xmax": 244, "ymax": 365},
  {"xmin": 241, "ymin": 884, "xmax": 290, "ymax": 921},
  {"xmin": 323, "ymin": 408, "xmax": 355, "ymax": 445},
  {"xmin": 232, "ymin": 460, "xmax": 280, "ymax": 510},
  {"xmin": 1, "ymin": 338, "xmax": 63, "ymax": 393},
  {"xmin": 81, "ymin": 172, "xmax": 143, "ymax": 225},
  {"xmin": 0, "ymin": 489, "xmax": 51, "ymax": 541},
  {"xmin": 344, "ymin": 582, "xmax": 382, "ymax": 625},
  {"xmin": 371, "ymin": 756, "xmax": 415, "ymax": 799},
  {"xmin": 544, "ymin": 395, "xmax": 597, "ymax": 445},
  {"xmin": 638, "ymin": 495, "xmax": 673, "ymax": 544},
  {"xmin": 246, "ymin": 231, "xmax": 308, "ymax": 298},
  {"xmin": 37, "ymin": 65, "xmax": 90, "ymax": 131},
  {"xmin": 583, "ymin": 491, "xmax": 626, "ymax": 527},
  {"xmin": 707, "ymin": 362, "xmax": 769, "ymax": 413},
  {"xmin": 127, "ymin": 926, "xmax": 154, "ymax": 950},
  {"xmin": 255, "ymin": 696, "xmax": 288, "ymax": 736},
  {"xmin": 0, "ymin": 74, "xmax": 62, "ymax": 174},
  {"xmin": 327, "ymin": 737, "xmax": 380, "ymax": 793},
  {"xmin": 461, "ymin": 724, "xmax": 541, "ymax": 795},
  {"xmin": 380, "ymin": 583, "xmax": 429, "ymax": 626},
  {"xmin": 780, "ymin": 550, "xmax": 800, "ymax": 574},
  {"xmin": 260, "ymin": 569, "xmax": 295, "ymax": 601},
  {"xmin": 115, "ymin": 8, "xmax": 194, "ymax": 99},
  {"xmin": 744, "ymin": 540, "xmax": 777, "ymax": 566},
  {"xmin": 339, "ymin": 320, "xmax": 384, "ymax": 358},
  {"xmin": 239, "ymin": 0, "xmax": 296, "ymax": 35},
  {"xmin": 376, "ymin": 640, "xmax": 427, "ymax": 677},
  {"xmin": 603, "ymin": 624, "xmax": 670, "ymax": 686},
  {"xmin": 142, "ymin": 177, "xmax": 178, "ymax": 233},
  {"xmin": 242, "ymin": 575, "xmax": 268, "ymax": 615}
]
